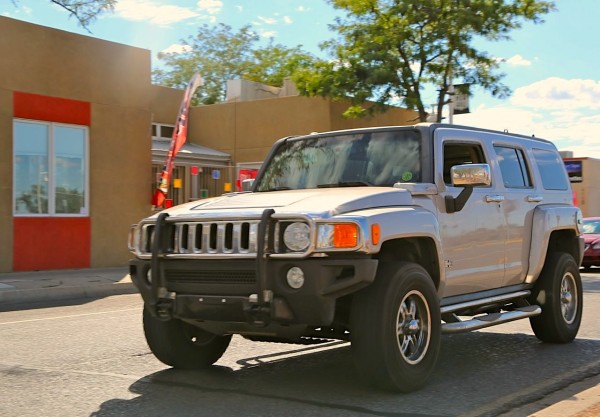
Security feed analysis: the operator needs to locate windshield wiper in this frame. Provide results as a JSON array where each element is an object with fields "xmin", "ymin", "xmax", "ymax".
[{"xmin": 317, "ymin": 181, "xmax": 371, "ymax": 188}]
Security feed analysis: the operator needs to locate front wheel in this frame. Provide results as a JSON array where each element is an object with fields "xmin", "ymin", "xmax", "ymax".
[
  {"xmin": 350, "ymin": 262, "xmax": 441, "ymax": 392},
  {"xmin": 143, "ymin": 308, "xmax": 232, "ymax": 369},
  {"xmin": 529, "ymin": 252, "xmax": 583, "ymax": 343}
]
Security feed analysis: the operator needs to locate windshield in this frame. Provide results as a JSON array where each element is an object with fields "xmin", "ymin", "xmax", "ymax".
[
  {"xmin": 256, "ymin": 129, "xmax": 422, "ymax": 191},
  {"xmin": 583, "ymin": 219, "xmax": 600, "ymax": 234}
]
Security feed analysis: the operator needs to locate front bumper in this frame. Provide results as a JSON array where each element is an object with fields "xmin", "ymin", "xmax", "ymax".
[{"xmin": 129, "ymin": 256, "xmax": 378, "ymax": 327}]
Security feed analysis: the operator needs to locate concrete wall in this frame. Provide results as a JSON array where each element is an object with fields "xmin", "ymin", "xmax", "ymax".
[
  {"xmin": 188, "ymin": 96, "xmax": 420, "ymax": 166},
  {"xmin": 0, "ymin": 17, "xmax": 153, "ymax": 271},
  {"xmin": 0, "ymin": 90, "xmax": 14, "ymax": 271}
]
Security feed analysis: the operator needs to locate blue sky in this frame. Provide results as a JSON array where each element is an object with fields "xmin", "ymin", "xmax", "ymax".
[{"xmin": 3, "ymin": 0, "xmax": 600, "ymax": 158}]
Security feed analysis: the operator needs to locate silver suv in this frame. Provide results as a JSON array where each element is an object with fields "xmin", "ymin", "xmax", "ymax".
[{"xmin": 129, "ymin": 123, "xmax": 584, "ymax": 392}]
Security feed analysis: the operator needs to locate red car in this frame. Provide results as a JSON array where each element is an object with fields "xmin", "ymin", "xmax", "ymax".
[{"xmin": 582, "ymin": 217, "xmax": 600, "ymax": 270}]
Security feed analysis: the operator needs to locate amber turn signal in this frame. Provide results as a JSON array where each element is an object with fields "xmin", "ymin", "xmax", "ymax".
[
  {"xmin": 372, "ymin": 224, "xmax": 380, "ymax": 245},
  {"xmin": 333, "ymin": 224, "xmax": 358, "ymax": 248}
]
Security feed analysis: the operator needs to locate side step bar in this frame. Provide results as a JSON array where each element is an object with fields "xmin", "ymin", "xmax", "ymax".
[{"xmin": 441, "ymin": 305, "xmax": 541, "ymax": 334}]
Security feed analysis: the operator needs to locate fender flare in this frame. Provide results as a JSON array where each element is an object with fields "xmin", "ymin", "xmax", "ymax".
[{"xmin": 526, "ymin": 205, "xmax": 583, "ymax": 284}]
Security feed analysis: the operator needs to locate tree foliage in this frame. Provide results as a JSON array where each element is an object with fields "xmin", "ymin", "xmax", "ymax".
[
  {"xmin": 19, "ymin": 1, "xmax": 117, "ymax": 31},
  {"xmin": 294, "ymin": 0, "xmax": 556, "ymax": 122},
  {"xmin": 153, "ymin": 23, "xmax": 317, "ymax": 105}
]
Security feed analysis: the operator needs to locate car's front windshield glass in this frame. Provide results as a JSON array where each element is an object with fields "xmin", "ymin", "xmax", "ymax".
[
  {"xmin": 583, "ymin": 220, "xmax": 600, "ymax": 234},
  {"xmin": 256, "ymin": 129, "xmax": 422, "ymax": 192}
]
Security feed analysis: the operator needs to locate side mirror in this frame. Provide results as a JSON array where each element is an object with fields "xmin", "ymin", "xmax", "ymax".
[
  {"xmin": 450, "ymin": 163, "xmax": 491, "ymax": 187},
  {"xmin": 445, "ymin": 164, "xmax": 491, "ymax": 214},
  {"xmin": 241, "ymin": 179, "xmax": 255, "ymax": 192}
]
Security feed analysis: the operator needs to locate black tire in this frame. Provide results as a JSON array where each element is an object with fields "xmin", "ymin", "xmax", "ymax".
[
  {"xmin": 350, "ymin": 262, "xmax": 441, "ymax": 392},
  {"xmin": 143, "ymin": 308, "xmax": 232, "ymax": 369},
  {"xmin": 529, "ymin": 252, "xmax": 583, "ymax": 343}
]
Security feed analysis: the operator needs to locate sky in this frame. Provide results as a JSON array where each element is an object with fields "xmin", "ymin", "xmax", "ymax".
[{"xmin": 3, "ymin": 0, "xmax": 600, "ymax": 158}]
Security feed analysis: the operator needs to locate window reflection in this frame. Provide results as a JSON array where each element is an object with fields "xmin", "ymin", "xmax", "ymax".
[
  {"xmin": 55, "ymin": 126, "xmax": 85, "ymax": 214},
  {"xmin": 14, "ymin": 122, "xmax": 49, "ymax": 214},
  {"xmin": 13, "ymin": 120, "xmax": 87, "ymax": 215}
]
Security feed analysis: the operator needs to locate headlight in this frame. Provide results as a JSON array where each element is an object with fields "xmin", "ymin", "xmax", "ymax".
[
  {"xmin": 317, "ymin": 223, "xmax": 359, "ymax": 250},
  {"xmin": 283, "ymin": 222, "xmax": 311, "ymax": 252},
  {"xmin": 593, "ymin": 242, "xmax": 600, "ymax": 250}
]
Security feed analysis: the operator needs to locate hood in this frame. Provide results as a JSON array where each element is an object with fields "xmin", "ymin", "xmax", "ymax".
[{"xmin": 156, "ymin": 187, "xmax": 416, "ymax": 220}]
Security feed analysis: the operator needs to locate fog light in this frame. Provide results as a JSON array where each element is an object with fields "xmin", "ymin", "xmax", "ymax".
[{"xmin": 286, "ymin": 267, "xmax": 305, "ymax": 289}]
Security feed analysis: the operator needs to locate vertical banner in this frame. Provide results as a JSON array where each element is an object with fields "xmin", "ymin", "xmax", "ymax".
[
  {"xmin": 152, "ymin": 73, "xmax": 203, "ymax": 207},
  {"xmin": 452, "ymin": 84, "xmax": 470, "ymax": 115}
]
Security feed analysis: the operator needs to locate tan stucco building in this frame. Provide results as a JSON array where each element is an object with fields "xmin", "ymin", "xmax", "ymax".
[
  {"xmin": 563, "ymin": 157, "xmax": 600, "ymax": 217},
  {"xmin": 0, "ymin": 16, "xmax": 418, "ymax": 273}
]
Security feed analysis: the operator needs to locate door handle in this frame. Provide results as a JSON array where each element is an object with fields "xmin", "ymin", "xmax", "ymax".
[
  {"xmin": 485, "ymin": 195, "xmax": 505, "ymax": 203},
  {"xmin": 527, "ymin": 195, "xmax": 544, "ymax": 202}
]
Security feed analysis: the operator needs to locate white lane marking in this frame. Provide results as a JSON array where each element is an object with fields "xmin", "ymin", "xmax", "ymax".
[{"xmin": 0, "ymin": 307, "xmax": 139, "ymax": 325}]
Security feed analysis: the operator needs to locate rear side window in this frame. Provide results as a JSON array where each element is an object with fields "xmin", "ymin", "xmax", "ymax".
[
  {"xmin": 494, "ymin": 146, "xmax": 532, "ymax": 188},
  {"xmin": 532, "ymin": 148, "xmax": 569, "ymax": 190}
]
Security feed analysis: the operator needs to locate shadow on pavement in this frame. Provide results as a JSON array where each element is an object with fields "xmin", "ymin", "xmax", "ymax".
[{"xmin": 90, "ymin": 332, "xmax": 600, "ymax": 417}]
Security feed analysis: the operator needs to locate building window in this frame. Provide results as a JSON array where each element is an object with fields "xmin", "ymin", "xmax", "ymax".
[
  {"xmin": 13, "ymin": 119, "xmax": 89, "ymax": 216},
  {"xmin": 152, "ymin": 123, "xmax": 175, "ymax": 140}
]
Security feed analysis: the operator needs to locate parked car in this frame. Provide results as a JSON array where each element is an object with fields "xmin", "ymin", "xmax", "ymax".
[{"xmin": 582, "ymin": 217, "xmax": 600, "ymax": 270}]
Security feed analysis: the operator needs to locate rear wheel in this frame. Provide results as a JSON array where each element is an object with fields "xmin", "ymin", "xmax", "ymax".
[
  {"xmin": 529, "ymin": 252, "xmax": 582, "ymax": 343},
  {"xmin": 350, "ymin": 262, "xmax": 441, "ymax": 392},
  {"xmin": 143, "ymin": 308, "xmax": 232, "ymax": 369}
]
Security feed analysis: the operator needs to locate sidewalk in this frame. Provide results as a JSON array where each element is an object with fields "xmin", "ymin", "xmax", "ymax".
[{"xmin": 0, "ymin": 267, "xmax": 137, "ymax": 307}]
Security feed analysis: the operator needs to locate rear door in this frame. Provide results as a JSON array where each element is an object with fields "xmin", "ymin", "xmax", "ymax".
[{"xmin": 491, "ymin": 143, "xmax": 537, "ymax": 287}]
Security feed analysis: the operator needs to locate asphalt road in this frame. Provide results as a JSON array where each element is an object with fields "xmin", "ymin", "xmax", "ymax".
[{"xmin": 1, "ymin": 273, "xmax": 599, "ymax": 417}]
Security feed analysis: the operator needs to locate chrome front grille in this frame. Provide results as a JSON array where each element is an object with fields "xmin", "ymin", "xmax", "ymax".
[{"xmin": 138, "ymin": 220, "xmax": 259, "ymax": 258}]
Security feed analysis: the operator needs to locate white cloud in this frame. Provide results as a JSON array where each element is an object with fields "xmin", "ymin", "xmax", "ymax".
[
  {"xmin": 197, "ymin": 0, "xmax": 222, "ymax": 15},
  {"xmin": 512, "ymin": 77, "xmax": 600, "ymax": 110},
  {"xmin": 235, "ymin": 5, "xmax": 243, "ymax": 13},
  {"xmin": 283, "ymin": 16, "xmax": 293, "ymax": 24},
  {"xmin": 3, "ymin": 5, "xmax": 32, "ymax": 17},
  {"xmin": 296, "ymin": 6, "xmax": 309, "ymax": 12},
  {"xmin": 453, "ymin": 78, "xmax": 600, "ymax": 158},
  {"xmin": 258, "ymin": 16, "xmax": 277, "ymax": 25},
  {"xmin": 160, "ymin": 44, "xmax": 192, "ymax": 54},
  {"xmin": 505, "ymin": 54, "xmax": 532, "ymax": 67},
  {"xmin": 259, "ymin": 30, "xmax": 278, "ymax": 38},
  {"xmin": 115, "ymin": 0, "xmax": 198, "ymax": 25}
]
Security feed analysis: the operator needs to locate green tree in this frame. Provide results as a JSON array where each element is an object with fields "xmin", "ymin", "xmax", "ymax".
[
  {"xmin": 153, "ymin": 23, "xmax": 316, "ymax": 105},
  {"xmin": 294, "ymin": 0, "xmax": 555, "ymax": 122},
  {"xmin": 12, "ymin": 1, "xmax": 116, "ymax": 31}
]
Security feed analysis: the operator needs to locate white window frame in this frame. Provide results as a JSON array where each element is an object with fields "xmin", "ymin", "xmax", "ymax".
[
  {"xmin": 152, "ymin": 123, "xmax": 175, "ymax": 141},
  {"xmin": 13, "ymin": 118, "xmax": 90, "ymax": 217}
]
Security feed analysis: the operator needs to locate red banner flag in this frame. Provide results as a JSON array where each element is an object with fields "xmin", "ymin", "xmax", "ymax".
[{"xmin": 152, "ymin": 73, "xmax": 203, "ymax": 207}]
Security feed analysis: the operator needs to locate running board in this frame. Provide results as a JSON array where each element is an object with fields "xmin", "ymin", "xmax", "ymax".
[{"xmin": 441, "ymin": 305, "xmax": 541, "ymax": 334}]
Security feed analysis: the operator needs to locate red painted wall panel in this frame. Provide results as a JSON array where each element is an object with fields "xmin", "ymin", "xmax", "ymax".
[
  {"xmin": 12, "ymin": 92, "xmax": 92, "ymax": 271},
  {"xmin": 13, "ymin": 91, "xmax": 91, "ymax": 125},
  {"xmin": 13, "ymin": 218, "xmax": 91, "ymax": 271}
]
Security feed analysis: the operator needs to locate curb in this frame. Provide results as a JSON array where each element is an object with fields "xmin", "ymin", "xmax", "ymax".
[
  {"xmin": 0, "ymin": 268, "xmax": 139, "ymax": 308},
  {"xmin": 0, "ymin": 281, "xmax": 138, "ymax": 307}
]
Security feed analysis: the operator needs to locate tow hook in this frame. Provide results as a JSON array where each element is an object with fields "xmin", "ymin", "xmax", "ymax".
[
  {"xmin": 244, "ymin": 291, "xmax": 273, "ymax": 327},
  {"xmin": 155, "ymin": 298, "xmax": 174, "ymax": 321}
]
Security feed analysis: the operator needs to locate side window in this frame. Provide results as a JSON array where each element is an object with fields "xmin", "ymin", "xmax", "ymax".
[
  {"xmin": 532, "ymin": 148, "xmax": 569, "ymax": 190},
  {"xmin": 494, "ymin": 146, "xmax": 532, "ymax": 188},
  {"xmin": 443, "ymin": 142, "xmax": 486, "ymax": 185}
]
